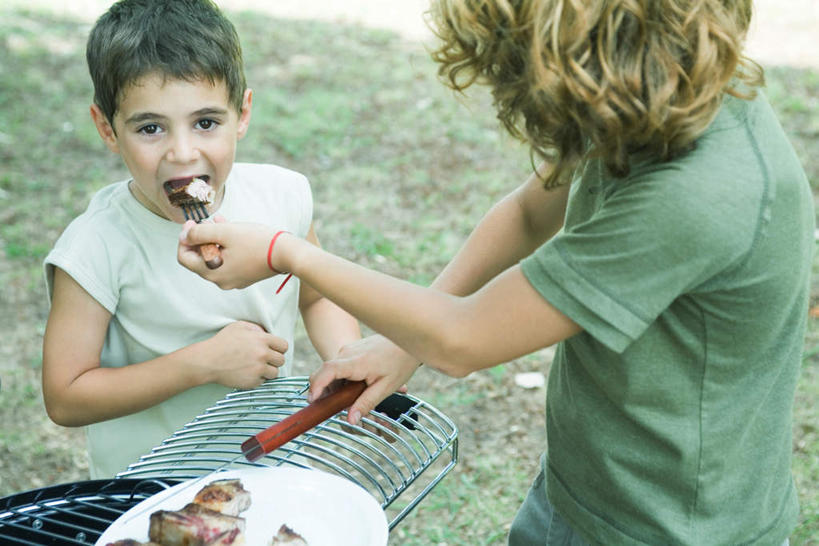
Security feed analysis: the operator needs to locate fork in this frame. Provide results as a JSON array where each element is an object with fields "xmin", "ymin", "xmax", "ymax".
[
  {"xmin": 180, "ymin": 200, "xmax": 223, "ymax": 269},
  {"xmin": 180, "ymin": 201, "xmax": 211, "ymax": 223}
]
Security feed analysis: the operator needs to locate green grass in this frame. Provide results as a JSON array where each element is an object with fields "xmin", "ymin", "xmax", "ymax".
[
  {"xmin": 793, "ymin": 323, "xmax": 819, "ymax": 544},
  {"xmin": 1, "ymin": 5, "xmax": 818, "ymax": 544}
]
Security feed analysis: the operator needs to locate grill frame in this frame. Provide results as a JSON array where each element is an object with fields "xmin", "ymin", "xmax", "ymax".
[
  {"xmin": 0, "ymin": 377, "xmax": 458, "ymax": 544},
  {"xmin": 118, "ymin": 377, "xmax": 459, "ymax": 531}
]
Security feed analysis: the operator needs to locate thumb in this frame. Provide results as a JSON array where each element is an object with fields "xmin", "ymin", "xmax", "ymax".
[
  {"xmin": 347, "ymin": 384, "xmax": 389, "ymax": 426},
  {"xmin": 182, "ymin": 221, "xmax": 222, "ymax": 246},
  {"xmin": 179, "ymin": 219, "xmax": 197, "ymax": 243}
]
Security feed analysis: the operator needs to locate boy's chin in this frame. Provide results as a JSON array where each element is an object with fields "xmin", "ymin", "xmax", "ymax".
[{"xmin": 157, "ymin": 205, "xmax": 190, "ymax": 224}]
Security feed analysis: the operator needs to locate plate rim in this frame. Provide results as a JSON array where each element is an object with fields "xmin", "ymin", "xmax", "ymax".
[{"xmin": 95, "ymin": 466, "xmax": 388, "ymax": 546}]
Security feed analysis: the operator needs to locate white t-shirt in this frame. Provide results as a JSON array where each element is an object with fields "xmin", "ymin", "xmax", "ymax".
[{"xmin": 44, "ymin": 163, "xmax": 313, "ymax": 478}]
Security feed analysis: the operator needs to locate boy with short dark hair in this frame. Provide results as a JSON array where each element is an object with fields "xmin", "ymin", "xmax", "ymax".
[{"xmin": 41, "ymin": 0, "xmax": 360, "ymax": 478}]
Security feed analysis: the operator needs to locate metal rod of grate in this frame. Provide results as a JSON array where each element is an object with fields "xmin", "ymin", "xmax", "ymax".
[
  {"xmin": 117, "ymin": 377, "xmax": 459, "ymax": 530},
  {"xmin": 0, "ymin": 479, "xmax": 179, "ymax": 545}
]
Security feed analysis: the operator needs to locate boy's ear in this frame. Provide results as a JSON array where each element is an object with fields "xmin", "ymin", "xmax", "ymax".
[
  {"xmin": 236, "ymin": 88, "xmax": 253, "ymax": 140},
  {"xmin": 89, "ymin": 104, "xmax": 120, "ymax": 154}
]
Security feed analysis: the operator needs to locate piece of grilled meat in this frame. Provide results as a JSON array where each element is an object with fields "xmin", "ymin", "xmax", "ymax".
[
  {"xmin": 148, "ymin": 502, "xmax": 246, "ymax": 545},
  {"xmin": 193, "ymin": 479, "xmax": 252, "ymax": 517},
  {"xmin": 270, "ymin": 523, "xmax": 308, "ymax": 545}
]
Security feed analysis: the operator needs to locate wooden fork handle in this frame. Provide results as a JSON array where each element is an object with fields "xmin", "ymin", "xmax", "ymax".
[{"xmin": 201, "ymin": 243, "xmax": 223, "ymax": 269}]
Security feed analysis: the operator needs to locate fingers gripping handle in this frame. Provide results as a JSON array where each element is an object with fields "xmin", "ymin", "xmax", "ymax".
[{"xmin": 241, "ymin": 380, "xmax": 367, "ymax": 462}]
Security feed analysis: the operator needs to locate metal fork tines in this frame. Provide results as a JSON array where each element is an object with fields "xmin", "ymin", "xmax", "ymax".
[{"xmin": 181, "ymin": 201, "xmax": 210, "ymax": 223}]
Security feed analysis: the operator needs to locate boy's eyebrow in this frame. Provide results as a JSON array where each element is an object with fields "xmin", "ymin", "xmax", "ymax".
[
  {"xmin": 191, "ymin": 107, "xmax": 229, "ymax": 117},
  {"xmin": 123, "ymin": 107, "xmax": 229, "ymax": 125},
  {"xmin": 123, "ymin": 112, "xmax": 167, "ymax": 125}
]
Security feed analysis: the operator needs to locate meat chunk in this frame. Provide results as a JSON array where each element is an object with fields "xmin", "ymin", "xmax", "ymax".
[
  {"xmin": 148, "ymin": 502, "xmax": 246, "ymax": 545},
  {"xmin": 193, "ymin": 479, "xmax": 251, "ymax": 517},
  {"xmin": 165, "ymin": 177, "xmax": 214, "ymax": 206},
  {"xmin": 270, "ymin": 524, "xmax": 308, "ymax": 545}
]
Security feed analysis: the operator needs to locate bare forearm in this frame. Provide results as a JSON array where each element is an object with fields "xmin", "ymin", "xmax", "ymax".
[
  {"xmin": 287, "ymin": 242, "xmax": 577, "ymax": 375},
  {"xmin": 432, "ymin": 172, "xmax": 568, "ymax": 296},
  {"xmin": 301, "ymin": 297, "xmax": 362, "ymax": 361},
  {"xmin": 289, "ymin": 242, "xmax": 477, "ymax": 372},
  {"xmin": 433, "ymin": 195, "xmax": 539, "ymax": 294},
  {"xmin": 43, "ymin": 344, "xmax": 208, "ymax": 426},
  {"xmin": 177, "ymin": 174, "xmax": 573, "ymax": 374}
]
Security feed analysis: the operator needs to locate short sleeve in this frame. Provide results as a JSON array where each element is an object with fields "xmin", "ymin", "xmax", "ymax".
[
  {"xmin": 295, "ymin": 173, "xmax": 313, "ymax": 238},
  {"xmin": 43, "ymin": 217, "xmax": 121, "ymax": 314},
  {"xmin": 521, "ymin": 167, "xmax": 763, "ymax": 353},
  {"xmin": 231, "ymin": 163, "xmax": 313, "ymax": 238}
]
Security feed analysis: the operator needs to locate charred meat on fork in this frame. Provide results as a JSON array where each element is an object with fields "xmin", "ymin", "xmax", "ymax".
[{"xmin": 164, "ymin": 177, "xmax": 222, "ymax": 269}]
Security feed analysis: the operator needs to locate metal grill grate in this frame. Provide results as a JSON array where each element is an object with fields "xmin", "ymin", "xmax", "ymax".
[
  {"xmin": 117, "ymin": 377, "xmax": 458, "ymax": 530},
  {"xmin": 0, "ymin": 479, "xmax": 179, "ymax": 545},
  {"xmin": 0, "ymin": 378, "xmax": 457, "ymax": 543}
]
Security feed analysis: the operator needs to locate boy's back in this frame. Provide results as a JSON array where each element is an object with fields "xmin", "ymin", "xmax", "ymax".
[{"xmin": 521, "ymin": 92, "xmax": 813, "ymax": 543}]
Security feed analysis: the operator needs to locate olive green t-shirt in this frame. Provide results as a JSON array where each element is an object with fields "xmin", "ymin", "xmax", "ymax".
[{"xmin": 521, "ymin": 93, "xmax": 813, "ymax": 544}]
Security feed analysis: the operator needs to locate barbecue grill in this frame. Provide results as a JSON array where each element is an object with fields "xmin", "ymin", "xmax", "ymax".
[{"xmin": 0, "ymin": 377, "xmax": 458, "ymax": 545}]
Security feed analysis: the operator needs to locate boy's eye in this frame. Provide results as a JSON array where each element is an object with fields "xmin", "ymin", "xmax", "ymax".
[
  {"xmin": 197, "ymin": 119, "xmax": 219, "ymax": 130},
  {"xmin": 138, "ymin": 124, "xmax": 161, "ymax": 135}
]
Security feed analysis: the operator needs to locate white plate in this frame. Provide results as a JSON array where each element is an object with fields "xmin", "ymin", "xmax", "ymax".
[{"xmin": 96, "ymin": 467, "xmax": 388, "ymax": 546}]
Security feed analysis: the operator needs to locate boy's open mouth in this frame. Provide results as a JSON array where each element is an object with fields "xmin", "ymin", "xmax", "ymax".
[
  {"xmin": 162, "ymin": 175, "xmax": 211, "ymax": 193},
  {"xmin": 163, "ymin": 176, "xmax": 215, "ymax": 207}
]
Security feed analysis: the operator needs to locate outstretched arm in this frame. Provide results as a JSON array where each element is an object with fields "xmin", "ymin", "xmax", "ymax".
[
  {"xmin": 309, "ymin": 166, "xmax": 571, "ymax": 415},
  {"xmin": 178, "ymin": 166, "xmax": 579, "ymax": 420},
  {"xmin": 297, "ymin": 223, "xmax": 362, "ymax": 360},
  {"xmin": 431, "ymin": 163, "xmax": 570, "ymax": 297}
]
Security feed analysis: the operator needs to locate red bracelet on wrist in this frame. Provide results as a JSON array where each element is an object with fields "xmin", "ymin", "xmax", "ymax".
[{"xmin": 267, "ymin": 230, "xmax": 293, "ymax": 295}]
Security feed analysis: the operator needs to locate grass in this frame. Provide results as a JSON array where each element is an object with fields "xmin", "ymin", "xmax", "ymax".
[
  {"xmin": 0, "ymin": 5, "xmax": 818, "ymax": 544},
  {"xmin": 793, "ymin": 321, "xmax": 819, "ymax": 544}
]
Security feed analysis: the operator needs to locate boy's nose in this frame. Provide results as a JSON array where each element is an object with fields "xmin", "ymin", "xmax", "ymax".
[{"xmin": 165, "ymin": 132, "xmax": 200, "ymax": 163}]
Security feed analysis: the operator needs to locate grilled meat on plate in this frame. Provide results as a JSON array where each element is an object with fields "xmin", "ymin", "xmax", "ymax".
[
  {"xmin": 193, "ymin": 479, "xmax": 252, "ymax": 517},
  {"xmin": 270, "ymin": 524, "xmax": 308, "ymax": 545},
  {"xmin": 148, "ymin": 502, "xmax": 245, "ymax": 545}
]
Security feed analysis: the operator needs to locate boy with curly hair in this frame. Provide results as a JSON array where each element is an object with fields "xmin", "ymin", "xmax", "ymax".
[
  {"xmin": 42, "ymin": 0, "xmax": 359, "ymax": 479},
  {"xmin": 179, "ymin": 0, "xmax": 812, "ymax": 543}
]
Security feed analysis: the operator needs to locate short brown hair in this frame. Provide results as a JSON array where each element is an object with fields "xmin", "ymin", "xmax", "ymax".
[
  {"xmin": 428, "ymin": 0, "xmax": 764, "ymax": 187},
  {"xmin": 87, "ymin": 0, "xmax": 247, "ymax": 123}
]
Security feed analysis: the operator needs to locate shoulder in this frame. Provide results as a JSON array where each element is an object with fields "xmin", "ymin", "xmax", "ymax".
[
  {"xmin": 625, "ymin": 93, "xmax": 804, "ymax": 245},
  {"xmin": 52, "ymin": 181, "xmax": 133, "ymax": 247},
  {"xmin": 614, "ymin": 117, "xmax": 769, "ymax": 246},
  {"xmin": 231, "ymin": 162, "xmax": 310, "ymax": 192},
  {"xmin": 227, "ymin": 163, "xmax": 313, "ymax": 235},
  {"xmin": 44, "ymin": 180, "xmax": 133, "ymax": 313}
]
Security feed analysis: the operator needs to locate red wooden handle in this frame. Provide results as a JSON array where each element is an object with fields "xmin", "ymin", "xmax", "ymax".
[
  {"xmin": 200, "ymin": 243, "xmax": 223, "ymax": 269},
  {"xmin": 241, "ymin": 381, "xmax": 366, "ymax": 462}
]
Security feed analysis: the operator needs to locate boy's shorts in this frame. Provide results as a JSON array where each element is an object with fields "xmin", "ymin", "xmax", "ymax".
[
  {"xmin": 508, "ymin": 455, "xmax": 588, "ymax": 546},
  {"xmin": 508, "ymin": 456, "xmax": 791, "ymax": 546}
]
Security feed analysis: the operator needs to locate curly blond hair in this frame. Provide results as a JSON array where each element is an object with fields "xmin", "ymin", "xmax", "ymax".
[{"xmin": 427, "ymin": 0, "xmax": 764, "ymax": 187}]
